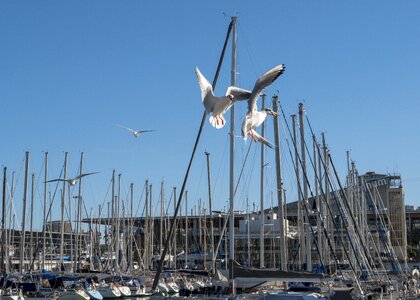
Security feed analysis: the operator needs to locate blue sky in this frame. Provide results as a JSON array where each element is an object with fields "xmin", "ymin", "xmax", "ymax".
[{"xmin": 1, "ymin": 1, "xmax": 419, "ymax": 229}]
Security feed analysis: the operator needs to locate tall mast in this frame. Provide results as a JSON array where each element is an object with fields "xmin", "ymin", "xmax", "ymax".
[
  {"xmin": 173, "ymin": 187, "xmax": 177, "ymax": 269},
  {"xmin": 116, "ymin": 173, "xmax": 121, "ymax": 273},
  {"xmin": 107, "ymin": 201, "xmax": 111, "ymax": 270},
  {"xmin": 185, "ymin": 190, "xmax": 188, "ymax": 268},
  {"xmin": 314, "ymin": 137, "xmax": 322, "ymax": 268},
  {"xmin": 203, "ymin": 203, "xmax": 207, "ymax": 271},
  {"xmin": 59, "ymin": 152, "xmax": 68, "ymax": 271},
  {"xmin": 89, "ymin": 208, "xmax": 93, "ymax": 270},
  {"xmin": 111, "ymin": 170, "xmax": 115, "ymax": 271},
  {"xmin": 129, "ymin": 183, "xmax": 134, "ymax": 273},
  {"xmin": 198, "ymin": 200, "xmax": 202, "ymax": 254},
  {"xmin": 144, "ymin": 180, "xmax": 149, "ymax": 269},
  {"xmin": 98, "ymin": 204, "xmax": 102, "ymax": 271},
  {"xmin": 272, "ymin": 96, "xmax": 287, "ymax": 270},
  {"xmin": 246, "ymin": 197, "xmax": 250, "ymax": 267},
  {"xmin": 322, "ymin": 133, "xmax": 333, "ymax": 265},
  {"xmin": 1, "ymin": 167, "xmax": 6, "ymax": 274},
  {"xmin": 42, "ymin": 152, "xmax": 48, "ymax": 270},
  {"xmin": 29, "ymin": 173, "xmax": 35, "ymax": 270},
  {"xmin": 229, "ymin": 15, "xmax": 237, "ymax": 292},
  {"xmin": 68, "ymin": 184, "xmax": 73, "ymax": 273},
  {"xmin": 205, "ymin": 151, "xmax": 215, "ymax": 273},
  {"xmin": 298, "ymin": 103, "xmax": 311, "ymax": 271},
  {"xmin": 20, "ymin": 151, "xmax": 30, "ymax": 273},
  {"xmin": 152, "ymin": 19, "xmax": 233, "ymax": 290},
  {"xmin": 346, "ymin": 151, "xmax": 355, "ymax": 269},
  {"xmin": 76, "ymin": 152, "xmax": 84, "ymax": 271},
  {"xmin": 7, "ymin": 172, "xmax": 15, "ymax": 274},
  {"xmin": 149, "ymin": 183, "xmax": 153, "ymax": 267},
  {"xmin": 160, "ymin": 179, "xmax": 164, "ymax": 256},
  {"xmin": 292, "ymin": 115, "xmax": 304, "ymax": 269},
  {"xmin": 259, "ymin": 94, "xmax": 266, "ymax": 268}
]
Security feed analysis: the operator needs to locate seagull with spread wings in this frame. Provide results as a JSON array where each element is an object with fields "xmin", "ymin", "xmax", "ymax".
[
  {"xmin": 195, "ymin": 66, "xmax": 252, "ymax": 129},
  {"xmin": 241, "ymin": 64, "xmax": 286, "ymax": 148},
  {"xmin": 46, "ymin": 172, "xmax": 98, "ymax": 186},
  {"xmin": 117, "ymin": 124, "xmax": 155, "ymax": 138}
]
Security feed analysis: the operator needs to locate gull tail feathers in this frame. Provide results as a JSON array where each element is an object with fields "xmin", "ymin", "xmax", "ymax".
[
  {"xmin": 251, "ymin": 130, "xmax": 275, "ymax": 149},
  {"xmin": 209, "ymin": 115, "xmax": 226, "ymax": 129}
]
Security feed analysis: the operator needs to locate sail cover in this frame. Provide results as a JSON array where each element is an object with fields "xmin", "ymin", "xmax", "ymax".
[{"xmin": 230, "ymin": 260, "xmax": 330, "ymax": 283}]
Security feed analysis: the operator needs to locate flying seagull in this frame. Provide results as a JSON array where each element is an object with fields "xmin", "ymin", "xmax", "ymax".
[
  {"xmin": 195, "ymin": 67, "xmax": 252, "ymax": 129},
  {"xmin": 117, "ymin": 124, "xmax": 155, "ymax": 138},
  {"xmin": 46, "ymin": 172, "xmax": 99, "ymax": 186},
  {"xmin": 241, "ymin": 64, "xmax": 286, "ymax": 148}
]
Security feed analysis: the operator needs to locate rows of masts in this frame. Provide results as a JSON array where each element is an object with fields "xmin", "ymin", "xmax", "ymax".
[{"xmin": 0, "ymin": 151, "xmax": 228, "ymax": 275}]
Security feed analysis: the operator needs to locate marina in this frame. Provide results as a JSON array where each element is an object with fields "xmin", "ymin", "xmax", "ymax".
[{"xmin": 1, "ymin": 2, "xmax": 420, "ymax": 300}]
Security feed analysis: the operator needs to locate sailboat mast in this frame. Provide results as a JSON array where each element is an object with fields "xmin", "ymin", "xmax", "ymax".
[
  {"xmin": 1, "ymin": 167, "xmax": 6, "ymax": 274},
  {"xmin": 42, "ymin": 152, "xmax": 48, "ymax": 270},
  {"xmin": 314, "ymin": 137, "xmax": 322, "ymax": 268},
  {"xmin": 76, "ymin": 152, "xmax": 84, "ymax": 271},
  {"xmin": 29, "ymin": 173, "xmax": 34, "ymax": 270},
  {"xmin": 58, "ymin": 153, "xmax": 68, "ymax": 271},
  {"xmin": 229, "ymin": 15, "xmax": 237, "ymax": 292},
  {"xmin": 151, "ymin": 18, "xmax": 233, "ymax": 291},
  {"xmin": 205, "ymin": 151, "xmax": 215, "ymax": 273},
  {"xmin": 20, "ymin": 151, "xmax": 29, "ymax": 273},
  {"xmin": 203, "ymin": 203, "xmax": 207, "ymax": 271},
  {"xmin": 149, "ymin": 183, "xmax": 153, "ymax": 267},
  {"xmin": 322, "ymin": 133, "xmax": 333, "ymax": 265},
  {"xmin": 246, "ymin": 197, "xmax": 250, "ymax": 267},
  {"xmin": 298, "ymin": 103, "xmax": 312, "ymax": 271},
  {"xmin": 292, "ymin": 115, "xmax": 304, "ymax": 269},
  {"xmin": 260, "ymin": 94, "xmax": 266, "ymax": 268},
  {"xmin": 185, "ymin": 190, "xmax": 188, "ymax": 268},
  {"xmin": 111, "ymin": 170, "xmax": 115, "ymax": 271},
  {"xmin": 173, "ymin": 187, "xmax": 177, "ymax": 269},
  {"xmin": 129, "ymin": 183, "xmax": 133, "ymax": 273},
  {"xmin": 116, "ymin": 173, "xmax": 121, "ymax": 273},
  {"xmin": 160, "ymin": 179, "xmax": 164, "ymax": 256},
  {"xmin": 144, "ymin": 180, "xmax": 149, "ymax": 269},
  {"xmin": 98, "ymin": 204, "xmax": 102, "ymax": 271},
  {"xmin": 272, "ymin": 96, "xmax": 287, "ymax": 270}
]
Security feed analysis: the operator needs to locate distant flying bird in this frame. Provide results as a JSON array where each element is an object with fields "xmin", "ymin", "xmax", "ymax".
[
  {"xmin": 241, "ymin": 64, "xmax": 286, "ymax": 148},
  {"xmin": 195, "ymin": 66, "xmax": 252, "ymax": 129},
  {"xmin": 117, "ymin": 124, "xmax": 155, "ymax": 138},
  {"xmin": 46, "ymin": 172, "xmax": 98, "ymax": 186}
]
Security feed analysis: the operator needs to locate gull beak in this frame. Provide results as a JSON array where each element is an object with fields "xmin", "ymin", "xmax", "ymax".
[{"xmin": 272, "ymin": 111, "xmax": 278, "ymax": 117}]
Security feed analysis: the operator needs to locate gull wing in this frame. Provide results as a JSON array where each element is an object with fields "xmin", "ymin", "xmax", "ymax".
[
  {"xmin": 250, "ymin": 129, "xmax": 275, "ymax": 149},
  {"xmin": 225, "ymin": 86, "xmax": 252, "ymax": 101},
  {"xmin": 247, "ymin": 64, "xmax": 286, "ymax": 112},
  {"xmin": 45, "ymin": 178, "xmax": 66, "ymax": 183},
  {"xmin": 75, "ymin": 172, "xmax": 99, "ymax": 181},
  {"xmin": 117, "ymin": 124, "xmax": 135, "ymax": 133},
  {"xmin": 195, "ymin": 67, "xmax": 213, "ymax": 102},
  {"xmin": 138, "ymin": 130, "xmax": 156, "ymax": 134}
]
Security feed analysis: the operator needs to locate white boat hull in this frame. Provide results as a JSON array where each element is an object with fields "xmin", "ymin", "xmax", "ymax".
[{"xmin": 57, "ymin": 289, "xmax": 90, "ymax": 300}]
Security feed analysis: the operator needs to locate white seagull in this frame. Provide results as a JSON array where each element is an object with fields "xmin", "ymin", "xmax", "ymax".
[
  {"xmin": 46, "ymin": 172, "xmax": 99, "ymax": 186},
  {"xmin": 195, "ymin": 66, "xmax": 252, "ymax": 129},
  {"xmin": 117, "ymin": 124, "xmax": 155, "ymax": 138},
  {"xmin": 241, "ymin": 64, "xmax": 286, "ymax": 148}
]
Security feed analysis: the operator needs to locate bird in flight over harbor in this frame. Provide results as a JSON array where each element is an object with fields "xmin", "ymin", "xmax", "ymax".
[
  {"xmin": 117, "ymin": 124, "xmax": 155, "ymax": 138},
  {"xmin": 241, "ymin": 64, "xmax": 286, "ymax": 148},
  {"xmin": 195, "ymin": 66, "xmax": 252, "ymax": 129},
  {"xmin": 46, "ymin": 172, "xmax": 99, "ymax": 186}
]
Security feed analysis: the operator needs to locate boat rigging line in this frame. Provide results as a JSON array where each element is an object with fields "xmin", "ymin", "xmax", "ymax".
[{"xmin": 152, "ymin": 19, "xmax": 234, "ymax": 291}]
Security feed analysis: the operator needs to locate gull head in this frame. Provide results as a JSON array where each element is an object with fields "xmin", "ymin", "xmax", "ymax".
[{"xmin": 264, "ymin": 108, "xmax": 278, "ymax": 117}]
